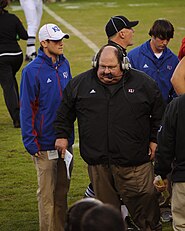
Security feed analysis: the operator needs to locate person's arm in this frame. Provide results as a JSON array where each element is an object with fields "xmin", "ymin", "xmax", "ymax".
[
  {"xmin": 149, "ymin": 82, "xmax": 165, "ymax": 145},
  {"xmin": 54, "ymin": 81, "xmax": 76, "ymax": 156},
  {"xmin": 15, "ymin": 15, "xmax": 28, "ymax": 40},
  {"xmin": 178, "ymin": 37, "xmax": 185, "ymax": 60},
  {"xmin": 20, "ymin": 68, "xmax": 40, "ymax": 155},
  {"xmin": 171, "ymin": 57, "xmax": 185, "ymax": 95},
  {"xmin": 154, "ymin": 100, "xmax": 177, "ymax": 179}
]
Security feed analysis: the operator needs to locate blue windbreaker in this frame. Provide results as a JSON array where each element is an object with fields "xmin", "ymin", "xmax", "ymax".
[
  {"xmin": 128, "ymin": 40, "xmax": 179, "ymax": 103},
  {"xmin": 20, "ymin": 48, "xmax": 74, "ymax": 155}
]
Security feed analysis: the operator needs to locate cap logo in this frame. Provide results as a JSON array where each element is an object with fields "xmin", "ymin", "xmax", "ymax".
[{"xmin": 52, "ymin": 26, "xmax": 61, "ymax": 33}]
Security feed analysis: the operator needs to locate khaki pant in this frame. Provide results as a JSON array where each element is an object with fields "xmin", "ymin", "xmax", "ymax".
[
  {"xmin": 172, "ymin": 183, "xmax": 185, "ymax": 231},
  {"xmin": 33, "ymin": 149, "xmax": 73, "ymax": 231},
  {"xmin": 88, "ymin": 162, "xmax": 161, "ymax": 231}
]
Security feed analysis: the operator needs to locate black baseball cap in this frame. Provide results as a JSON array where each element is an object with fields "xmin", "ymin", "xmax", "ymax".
[{"xmin": 105, "ymin": 15, "xmax": 139, "ymax": 37}]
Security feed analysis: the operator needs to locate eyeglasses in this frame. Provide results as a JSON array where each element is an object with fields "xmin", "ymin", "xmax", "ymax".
[{"xmin": 99, "ymin": 63, "xmax": 119, "ymax": 71}]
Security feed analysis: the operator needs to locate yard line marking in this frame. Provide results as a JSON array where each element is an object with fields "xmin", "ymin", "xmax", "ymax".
[{"xmin": 43, "ymin": 4, "xmax": 99, "ymax": 53}]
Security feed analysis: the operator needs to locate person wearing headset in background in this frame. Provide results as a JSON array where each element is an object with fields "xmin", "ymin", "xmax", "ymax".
[
  {"xmin": 20, "ymin": 23, "xmax": 74, "ymax": 231},
  {"xmin": 0, "ymin": 0, "xmax": 28, "ymax": 128},
  {"xmin": 20, "ymin": 0, "xmax": 43, "ymax": 61},
  {"xmin": 54, "ymin": 44, "xmax": 164, "ymax": 231}
]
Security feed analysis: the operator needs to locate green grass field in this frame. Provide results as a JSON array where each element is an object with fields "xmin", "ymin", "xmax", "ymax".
[{"xmin": 1, "ymin": 0, "xmax": 185, "ymax": 230}]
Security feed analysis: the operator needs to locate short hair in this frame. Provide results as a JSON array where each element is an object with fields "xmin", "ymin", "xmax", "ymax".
[
  {"xmin": 64, "ymin": 198, "xmax": 103, "ymax": 231},
  {"xmin": 0, "ymin": 0, "xmax": 8, "ymax": 10},
  {"xmin": 149, "ymin": 19, "xmax": 174, "ymax": 40},
  {"xmin": 81, "ymin": 204, "xmax": 126, "ymax": 231}
]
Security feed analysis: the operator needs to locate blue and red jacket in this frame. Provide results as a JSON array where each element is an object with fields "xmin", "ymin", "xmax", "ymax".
[
  {"xmin": 20, "ymin": 48, "xmax": 74, "ymax": 155},
  {"xmin": 128, "ymin": 40, "xmax": 179, "ymax": 104}
]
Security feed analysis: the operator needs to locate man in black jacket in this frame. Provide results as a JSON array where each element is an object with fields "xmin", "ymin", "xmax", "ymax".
[
  {"xmin": 54, "ymin": 45, "xmax": 164, "ymax": 231},
  {"xmin": 105, "ymin": 15, "xmax": 139, "ymax": 56},
  {"xmin": 154, "ymin": 95, "xmax": 185, "ymax": 231}
]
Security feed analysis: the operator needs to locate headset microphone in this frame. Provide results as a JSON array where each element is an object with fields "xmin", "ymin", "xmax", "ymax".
[
  {"xmin": 105, "ymin": 73, "xmax": 123, "ymax": 79},
  {"xmin": 107, "ymin": 73, "xmax": 114, "ymax": 79}
]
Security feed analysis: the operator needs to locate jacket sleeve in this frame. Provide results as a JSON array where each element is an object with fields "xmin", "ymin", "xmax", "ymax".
[
  {"xmin": 154, "ymin": 99, "xmax": 177, "ymax": 179},
  {"xmin": 15, "ymin": 15, "xmax": 28, "ymax": 40},
  {"xmin": 20, "ymin": 67, "xmax": 40, "ymax": 155},
  {"xmin": 54, "ymin": 80, "xmax": 77, "ymax": 139},
  {"xmin": 149, "ymin": 82, "xmax": 165, "ymax": 143}
]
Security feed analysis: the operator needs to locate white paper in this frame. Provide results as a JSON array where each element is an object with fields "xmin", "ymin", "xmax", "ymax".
[{"xmin": 64, "ymin": 150, "xmax": 73, "ymax": 179}]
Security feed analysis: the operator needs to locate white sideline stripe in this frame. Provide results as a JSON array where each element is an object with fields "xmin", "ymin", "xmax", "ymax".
[
  {"xmin": 73, "ymin": 143, "xmax": 79, "ymax": 148},
  {"xmin": 43, "ymin": 4, "xmax": 99, "ymax": 53}
]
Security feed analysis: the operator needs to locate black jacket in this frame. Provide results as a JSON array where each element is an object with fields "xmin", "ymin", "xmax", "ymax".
[
  {"xmin": 0, "ymin": 10, "xmax": 28, "ymax": 54},
  {"xmin": 55, "ymin": 68, "xmax": 164, "ymax": 166},
  {"xmin": 155, "ymin": 95, "xmax": 185, "ymax": 182}
]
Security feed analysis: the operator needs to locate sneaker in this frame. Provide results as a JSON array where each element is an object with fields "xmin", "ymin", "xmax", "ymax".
[
  {"xmin": 160, "ymin": 210, "xmax": 172, "ymax": 223},
  {"xmin": 25, "ymin": 52, "xmax": 37, "ymax": 62},
  {"xmin": 13, "ymin": 120, "xmax": 20, "ymax": 128},
  {"xmin": 125, "ymin": 216, "xmax": 140, "ymax": 231}
]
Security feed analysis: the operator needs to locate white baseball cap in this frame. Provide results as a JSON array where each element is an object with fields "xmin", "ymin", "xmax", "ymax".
[{"xmin": 39, "ymin": 23, "xmax": 69, "ymax": 42}]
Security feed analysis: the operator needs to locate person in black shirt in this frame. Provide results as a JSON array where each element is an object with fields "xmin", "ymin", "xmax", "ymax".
[{"xmin": 0, "ymin": 0, "xmax": 28, "ymax": 128}]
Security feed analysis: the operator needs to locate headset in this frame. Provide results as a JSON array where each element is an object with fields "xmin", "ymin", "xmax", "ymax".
[{"xmin": 91, "ymin": 44, "xmax": 131, "ymax": 71}]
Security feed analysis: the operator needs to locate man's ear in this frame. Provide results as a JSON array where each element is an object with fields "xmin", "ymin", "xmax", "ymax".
[
  {"xmin": 119, "ymin": 30, "xmax": 125, "ymax": 39},
  {"xmin": 40, "ymin": 40, "xmax": 48, "ymax": 48}
]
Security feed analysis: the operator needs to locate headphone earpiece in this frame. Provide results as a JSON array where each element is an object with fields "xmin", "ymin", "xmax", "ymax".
[
  {"xmin": 91, "ymin": 45, "xmax": 131, "ymax": 70},
  {"xmin": 92, "ymin": 52, "xmax": 99, "ymax": 68}
]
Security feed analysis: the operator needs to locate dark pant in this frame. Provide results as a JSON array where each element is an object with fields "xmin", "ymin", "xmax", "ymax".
[
  {"xmin": 0, "ymin": 54, "xmax": 23, "ymax": 123},
  {"xmin": 88, "ymin": 162, "xmax": 162, "ymax": 231}
]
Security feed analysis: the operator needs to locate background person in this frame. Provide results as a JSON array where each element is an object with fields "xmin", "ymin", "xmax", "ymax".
[
  {"xmin": 128, "ymin": 19, "xmax": 179, "ymax": 105},
  {"xmin": 171, "ymin": 57, "xmax": 185, "ymax": 95},
  {"xmin": 128, "ymin": 20, "xmax": 179, "ymax": 222},
  {"xmin": 154, "ymin": 94, "xmax": 185, "ymax": 231},
  {"xmin": 178, "ymin": 36, "xmax": 185, "ymax": 60},
  {"xmin": 20, "ymin": 23, "xmax": 74, "ymax": 231},
  {"xmin": 54, "ymin": 45, "xmax": 164, "ymax": 231},
  {"xmin": 81, "ymin": 204, "xmax": 126, "ymax": 231},
  {"xmin": 0, "ymin": 0, "xmax": 28, "ymax": 128},
  {"xmin": 20, "ymin": 0, "xmax": 43, "ymax": 61},
  {"xmin": 105, "ymin": 15, "xmax": 139, "ymax": 56},
  {"xmin": 64, "ymin": 198, "xmax": 103, "ymax": 231}
]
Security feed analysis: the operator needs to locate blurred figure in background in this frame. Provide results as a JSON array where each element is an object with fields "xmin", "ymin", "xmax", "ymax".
[
  {"xmin": 64, "ymin": 198, "xmax": 103, "ymax": 231},
  {"xmin": 171, "ymin": 57, "xmax": 185, "ymax": 95},
  {"xmin": 81, "ymin": 204, "xmax": 126, "ymax": 231},
  {"xmin": 128, "ymin": 19, "xmax": 179, "ymax": 223},
  {"xmin": 154, "ymin": 94, "xmax": 185, "ymax": 231},
  {"xmin": 178, "ymin": 36, "xmax": 185, "ymax": 60},
  {"xmin": 0, "ymin": 0, "xmax": 28, "ymax": 128},
  {"xmin": 20, "ymin": 0, "xmax": 43, "ymax": 61}
]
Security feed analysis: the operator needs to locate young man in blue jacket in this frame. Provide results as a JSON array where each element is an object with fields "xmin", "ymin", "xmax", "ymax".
[
  {"xmin": 20, "ymin": 23, "xmax": 74, "ymax": 231},
  {"xmin": 128, "ymin": 19, "xmax": 179, "ymax": 105}
]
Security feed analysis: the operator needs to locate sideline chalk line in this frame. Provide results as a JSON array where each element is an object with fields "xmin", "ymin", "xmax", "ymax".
[{"xmin": 43, "ymin": 4, "xmax": 99, "ymax": 53}]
